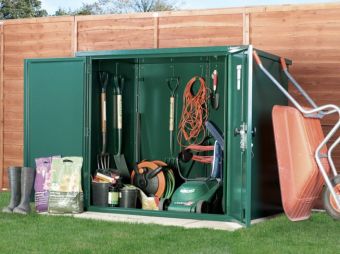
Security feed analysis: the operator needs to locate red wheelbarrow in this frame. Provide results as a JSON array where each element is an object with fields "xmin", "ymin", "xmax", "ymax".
[{"xmin": 253, "ymin": 50, "xmax": 340, "ymax": 221}]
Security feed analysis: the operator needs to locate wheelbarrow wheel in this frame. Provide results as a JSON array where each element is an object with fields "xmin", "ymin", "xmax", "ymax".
[{"xmin": 323, "ymin": 175, "xmax": 340, "ymax": 220}]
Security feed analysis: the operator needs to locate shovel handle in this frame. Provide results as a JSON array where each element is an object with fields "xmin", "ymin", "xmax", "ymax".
[
  {"xmin": 117, "ymin": 94, "xmax": 122, "ymax": 130},
  {"xmin": 116, "ymin": 90, "xmax": 123, "ymax": 155},
  {"xmin": 169, "ymin": 96, "xmax": 175, "ymax": 131},
  {"xmin": 117, "ymin": 130, "xmax": 122, "ymax": 155},
  {"xmin": 101, "ymin": 92, "xmax": 107, "ymax": 133},
  {"xmin": 101, "ymin": 92, "xmax": 107, "ymax": 153},
  {"xmin": 135, "ymin": 112, "xmax": 141, "ymax": 163},
  {"xmin": 102, "ymin": 133, "xmax": 107, "ymax": 154}
]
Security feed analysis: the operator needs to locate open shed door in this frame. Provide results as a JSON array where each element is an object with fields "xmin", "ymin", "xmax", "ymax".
[
  {"xmin": 227, "ymin": 47, "xmax": 253, "ymax": 226},
  {"xmin": 24, "ymin": 58, "xmax": 87, "ymax": 168}
]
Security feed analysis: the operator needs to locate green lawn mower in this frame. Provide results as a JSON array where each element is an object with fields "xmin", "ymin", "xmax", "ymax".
[
  {"xmin": 164, "ymin": 177, "xmax": 222, "ymax": 213},
  {"xmin": 159, "ymin": 121, "xmax": 224, "ymax": 214}
]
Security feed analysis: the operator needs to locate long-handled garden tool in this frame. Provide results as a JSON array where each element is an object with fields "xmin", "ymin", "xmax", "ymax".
[
  {"xmin": 97, "ymin": 72, "xmax": 110, "ymax": 170},
  {"xmin": 113, "ymin": 76, "xmax": 130, "ymax": 180},
  {"xmin": 167, "ymin": 77, "xmax": 180, "ymax": 155}
]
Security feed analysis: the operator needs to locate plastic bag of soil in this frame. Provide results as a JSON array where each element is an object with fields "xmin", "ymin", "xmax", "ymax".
[
  {"xmin": 48, "ymin": 156, "xmax": 84, "ymax": 214},
  {"xmin": 34, "ymin": 156, "xmax": 61, "ymax": 213}
]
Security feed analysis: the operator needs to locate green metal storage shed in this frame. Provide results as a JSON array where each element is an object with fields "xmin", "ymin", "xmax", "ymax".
[{"xmin": 24, "ymin": 45, "xmax": 290, "ymax": 226}]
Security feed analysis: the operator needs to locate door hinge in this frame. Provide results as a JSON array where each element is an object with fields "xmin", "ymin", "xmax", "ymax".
[
  {"xmin": 87, "ymin": 69, "xmax": 91, "ymax": 76},
  {"xmin": 86, "ymin": 62, "xmax": 91, "ymax": 75},
  {"xmin": 234, "ymin": 123, "xmax": 248, "ymax": 151},
  {"xmin": 85, "ymin": 127, "xmax": 90, "ymax": 137}
]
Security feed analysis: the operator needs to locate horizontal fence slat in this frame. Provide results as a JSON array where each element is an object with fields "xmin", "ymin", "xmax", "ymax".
[
  {"xmin": 77, "ymin": 18, "xmax": 154, "ymax": 51},
  {"xmin": 3, "ymin": 80, "xmax": 23, "ymax": 93},
  {"xmin": 158, "ymin": 14, "xmax": 243, "ymax": 48},
  {"xmin": 78, "ymin": 41, "xmax": 154, "ymax": 51},
  {"xmin": 250, "ymin": 8, "xmax": 340, "ymax": 25},
  {"xmin": 159, "ymin": 14, "xmax": 243, "ymax": 27},
  {"xmin": 159, "ymin": 26, "xmax": 242, "ymax": 40},
  {"xmin": 4, "ymin": 144, "xmax": 23, "ymax": 158},
  {"xmin": 3, "ymin": 66, "xmax": 23, "ymax": 80},
  {"xmin": 4, "ymin": 118, "xmax": 23, "ymax": 132},
  {"xmin": 4, "ymin": 31, "xmax": 71, "ymax": 44},
  {"xmin": 3, "ymin": 94, "xmax": 23, "ymax": 114},
  {"xmin": 78, "ymin": 29, "xmax": 154, "ymax": 42},
  {"xmin": 4, "ymin": 41, "xmax": 72, "ymax": 53},
  {"xmin": 4, "ymin": 131, "xmax": 23, "ymax": 146},
  {"xmin": 159, "ymin": 37, "xmax": 242, "ymax": 48},
  {"xmin": 78, "ymin": 18, "xmax": 154, "ymax": 32},
  {"xmin": 4, "ymin": 21, "xmax": 72, "ymax": 34},
  {"xmin": 4, "ymin": 52, "xmax": 71, "ymax": 67}
]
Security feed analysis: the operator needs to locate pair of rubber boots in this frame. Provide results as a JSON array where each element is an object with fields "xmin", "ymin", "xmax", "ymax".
[{"xmin": 2, "ymin": 166, "xmax": 35, "ymax": 215}]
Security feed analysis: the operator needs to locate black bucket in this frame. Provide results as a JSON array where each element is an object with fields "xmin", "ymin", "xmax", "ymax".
[
  {"xmin": 120, "ymin": 188, "xmax": 138, "ymax": 208},
  {"xmin": 91, "ymin": 182, "xmax": 111, "ymax": 207}
]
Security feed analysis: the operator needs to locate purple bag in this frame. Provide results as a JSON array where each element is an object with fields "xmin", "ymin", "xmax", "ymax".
[{"xmin": 34, "ymin": 156, "xmax": 60, "ymax": 212}]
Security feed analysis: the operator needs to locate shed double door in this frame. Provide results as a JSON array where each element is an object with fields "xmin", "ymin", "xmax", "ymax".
[
  {"xmin": 24, "ymin": 52, "xmax": 253, "ymax": 226},
  {"xmin": 24, "ymin": 58, "xmax": 87, "ymax": 171}
]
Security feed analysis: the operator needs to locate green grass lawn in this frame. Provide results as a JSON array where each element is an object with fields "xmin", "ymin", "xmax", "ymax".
[{"xmin": 0, "ymin": 192, "xmax": 339, "ymax": 254}]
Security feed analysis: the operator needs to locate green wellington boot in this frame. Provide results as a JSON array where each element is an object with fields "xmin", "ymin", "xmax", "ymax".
[
  {"xmin": 13, "ymin": 167, "xmax": 35, "ymax": 215},
  {"xmin": 2, "ymin": 167, "xmax": 22, "ymax": 213}
]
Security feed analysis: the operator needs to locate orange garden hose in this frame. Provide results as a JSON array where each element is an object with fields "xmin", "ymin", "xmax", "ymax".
[{"xmin": 177, "ymin": 76, "xmax": 209, "ymax": 147}]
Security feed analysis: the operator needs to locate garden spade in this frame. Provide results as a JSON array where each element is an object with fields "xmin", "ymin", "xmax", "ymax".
[
  {"xmin": 113, "ymin": 76, "xmax": 130, "ymax": 181},
  {"xmin": 97, "ymin": 72, "xmax": 110, "ymax": 170}
]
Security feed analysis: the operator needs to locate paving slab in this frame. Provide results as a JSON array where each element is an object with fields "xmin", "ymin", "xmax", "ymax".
[
  {"xmin": 251, "ymin": 214, "xmax": 280, "ymax": 225},
  {"xmin": 57, "ymin": 211, "xmax": 243, "ymax": 231},
  {"xmin": 40, "ymin": 211, "xmax": 283, "ymax": 230},
  {"xmin": 183, "ymin": 220, "xmax": 243, "ymax": 231}
]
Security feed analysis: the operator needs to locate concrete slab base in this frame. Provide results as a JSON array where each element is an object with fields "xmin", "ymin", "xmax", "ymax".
[
  {"xmin": 41, "ymin": 211, "xmax": 243, "ymax": 231},
  {"xmin": 74, "ymin": 212, "xmax": 243, "ymax": 231}
]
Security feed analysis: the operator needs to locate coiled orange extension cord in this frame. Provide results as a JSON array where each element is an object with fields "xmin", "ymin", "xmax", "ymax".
[
  {"xmin": 177, "ymin": 76, "xmax": 209, "ymax": 147},
  {"xmin": 187, "ymin": 144, "xmax": 214, "ymax": 164}
]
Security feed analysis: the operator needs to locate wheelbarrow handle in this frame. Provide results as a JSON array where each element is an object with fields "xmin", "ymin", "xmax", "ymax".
[
  {"xmin": 280, "ymin": 57, "xmax": 288, "ymax": 70},
  {"xmin": 253, "ymin": 50, "xmax": 262, "ymax": 65}
]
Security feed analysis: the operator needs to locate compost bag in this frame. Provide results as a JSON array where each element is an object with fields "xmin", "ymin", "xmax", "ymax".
[
  {"xmin": 48, "ymin": 157, "xmax": 84, "ymax": 214},
  {"xmin": 34, "ymin": 156, "xmax": 60, "ymax": 213}
]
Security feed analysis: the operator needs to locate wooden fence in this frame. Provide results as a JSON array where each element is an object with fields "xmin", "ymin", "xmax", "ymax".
[{"xmin": 0, "ymin": 3, "xmax": 339, "ymax": 188}]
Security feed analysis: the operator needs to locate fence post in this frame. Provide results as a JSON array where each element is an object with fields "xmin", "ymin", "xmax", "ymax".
[
  {"xmin": 72, "ymin": 16, "xmax": 78, "ymax": 56},
  {"xmin": 153, "ymin": 13, "xmax": 159, "ymax": 48},
  {"xmin": 0, "ymin": 21, "xmax": 4, "ymax": 190},
  {"xmin": 243, "ymin": 11, "xmax": 250, "ymax": 45}
]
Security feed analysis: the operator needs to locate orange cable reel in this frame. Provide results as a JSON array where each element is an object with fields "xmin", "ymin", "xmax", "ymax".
[{"xmin": 131, "ymin": 161, "xmax": 166, "ymax": 198}]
